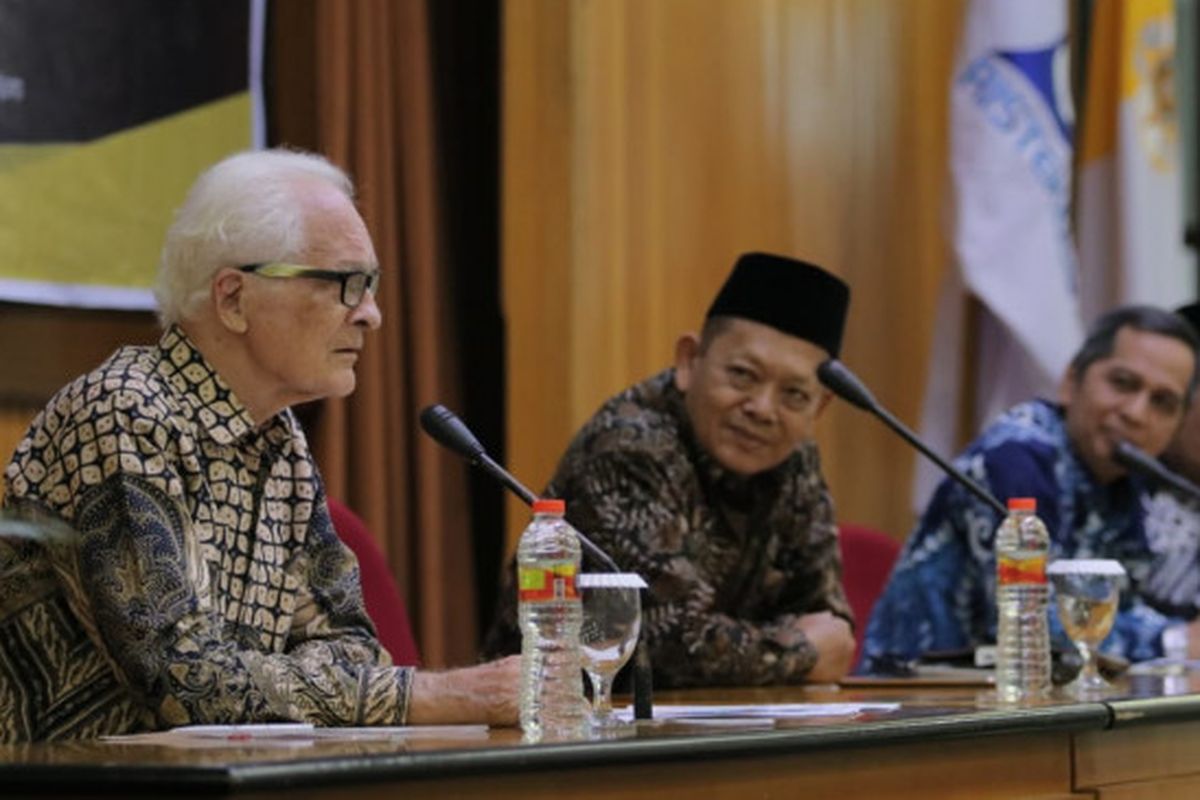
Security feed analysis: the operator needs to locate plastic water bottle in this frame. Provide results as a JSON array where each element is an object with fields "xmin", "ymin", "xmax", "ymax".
[
  {"xmin": 994, "ymin": 496, "xmax": 1051, "ymax": 701},
  {"xmin": 518, "ymin": 498, "xmax": 586, "ymax": 741}
]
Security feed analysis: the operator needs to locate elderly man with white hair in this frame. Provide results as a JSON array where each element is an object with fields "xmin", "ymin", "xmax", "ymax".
[{"xmin": 0, "ymin": 148, "xmax": 518, "ymax": 743}]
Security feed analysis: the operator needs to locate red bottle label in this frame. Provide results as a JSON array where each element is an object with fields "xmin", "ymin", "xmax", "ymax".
[
  {"xmin": 997, "ymin": 554, "xmax": 1047, "ymax": 585},
  {"xmin": 518, "ymin": 564, "xmax": 579, "ymax": 602}
]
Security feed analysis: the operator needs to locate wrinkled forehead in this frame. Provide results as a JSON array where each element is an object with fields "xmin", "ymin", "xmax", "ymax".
[{"xmin": 294, "ymin": 182, "xmax": 378, "ymax": 267}]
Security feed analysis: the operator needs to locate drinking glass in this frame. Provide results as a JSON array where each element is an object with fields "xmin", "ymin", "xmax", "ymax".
[
  {"xmin": 577, "ymin": 573, "xmax": 646, "ymax": 730},
  {"xmin": 1047, "ymin": 559, "xmax": 1126, "ymax": 697}
]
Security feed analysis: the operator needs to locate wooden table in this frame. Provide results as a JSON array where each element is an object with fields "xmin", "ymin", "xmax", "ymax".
[{"xmin": 4, "ymin": 673, "xmax": 1200, "ymax": 799}]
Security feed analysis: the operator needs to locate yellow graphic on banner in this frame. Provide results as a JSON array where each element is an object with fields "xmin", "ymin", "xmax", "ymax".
[
  {"xmin": 0, "ymin": 92, "xmax": 251, "ymax": 293},
  {"xmin": 1080, "ymin": 0, "xmax": 1176, "ymax": 168}
]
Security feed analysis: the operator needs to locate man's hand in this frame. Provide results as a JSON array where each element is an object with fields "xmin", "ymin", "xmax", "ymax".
[
  {"xmin": 1183, "ymin": 619, "xmax": 1200, "ymax": 660},
  {"xmin": 407, "ymin": 655, "xmax": 520, "ymax": 726},
  {"xmin": 776, "ymin": 611, "xmax": 856, "ymax": 683}
]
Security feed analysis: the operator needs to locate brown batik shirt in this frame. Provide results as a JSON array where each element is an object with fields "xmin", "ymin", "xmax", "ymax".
[
  {"xmin": 0, "ymin": 326, "xmax": 410, "ymax": 742},
  {"xmin": 483, "ymin": 369, "xmax": 852, "ymax": 688}
]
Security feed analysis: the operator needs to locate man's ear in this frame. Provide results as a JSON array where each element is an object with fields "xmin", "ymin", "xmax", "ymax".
[
  {"xmin": 674, "ymin": 333, "xmax": 701, "ymax": 392},
  {"xmin": 212, "ymin": 268, "xmax": 249, "ymax": 334},
  {"xmin": 1058, "ymin": 366, "xmax": 1079, "ymax": 407}
]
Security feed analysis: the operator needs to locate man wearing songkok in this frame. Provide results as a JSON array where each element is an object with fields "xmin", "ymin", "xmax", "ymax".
[
  {"xmin": 484, "ymin": 252, "xmax": 857, "ymax": 687},
  {"xmin": 0, "ymin": 149, "xmax": 518, "ymax": 743},
  {"xmin": 1138, "ymin": 302, "xmax": 1200, "ymax": 656},
  {"xmin": 862, "ymin": 305, "xmax": 1200, "ymax": 673}
]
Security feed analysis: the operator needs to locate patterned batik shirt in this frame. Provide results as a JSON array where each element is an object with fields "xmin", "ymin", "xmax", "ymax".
[
  {"xmin": 861, "ymin": 399, "xmax": 1171, "ymax": 673},
  {"xmin": 0, "ymin": 326, "xmax": 411, "ymax": 742},
  {"xmin": 1140, "ymin": 487, "xmax": 1200, "ymax": 620},
  {"xmin": 482, "ymin": 369, "xmax": 852, "ymax": 688}
]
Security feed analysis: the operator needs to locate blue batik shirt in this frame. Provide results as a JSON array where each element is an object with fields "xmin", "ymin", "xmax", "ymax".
[
  {"xmin": 860, "ymin": 399, "xmax": 1172, "ymax": 673},
  {"xmin": 1141, "ymin": 487, "xmax": 1200, "ymax": 620}
]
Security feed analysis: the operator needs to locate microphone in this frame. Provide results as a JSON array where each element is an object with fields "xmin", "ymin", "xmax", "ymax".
[
  {"xmin": 418, "ymin": 404, "xmax": 622, "ymax": 572},
  {"xmin": 420, "ymin": 403, "xmax": 654, "ymax": 720},
  {"xmin": 1114, "ymin": 441, "xmax": 1200, "ymax": 503},
  {"xmin": 419, "ymin": 404, "xmax": 538, "ymax": 505},
  {"xmin": 817, "ymin": 359, "xmax": 1009, "ymax": 518}
]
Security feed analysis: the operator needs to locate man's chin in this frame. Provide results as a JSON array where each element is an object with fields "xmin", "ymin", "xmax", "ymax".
[
  {"xmin": 1089, "ymin": 450, "xmax": 1127, "ymax": 485},
  {"xmin": 320, "ymin": 372, "xmax": 357, "ymax": 400},
  {"xmin": 713, "ymin": 446, "xmax": 785, "ymax": 477}
]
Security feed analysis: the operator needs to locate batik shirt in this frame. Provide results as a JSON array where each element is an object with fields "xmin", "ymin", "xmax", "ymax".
[
  {"xmin": 1141, "ymin": 487, "xmax": 1200, "ymax": 620},
  {"xmin": 0, "ymin": 327, "xmax": 410, "ymax": 742},
  {"xmin": 482, "ymin": 369, "xmax": 852, "ymax": 688},
  {"xmin": 861, "ymin": 399, "xmax": 1171, "ymax": 673}
]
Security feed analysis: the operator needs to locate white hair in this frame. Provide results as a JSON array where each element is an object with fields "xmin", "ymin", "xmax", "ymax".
[{"xmin": 154, "ymin": 148, "xmax": 354, "ymax": 326}]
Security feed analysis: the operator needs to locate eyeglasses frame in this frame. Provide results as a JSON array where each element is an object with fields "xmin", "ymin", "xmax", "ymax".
[{"xmin": 238, "ymin": 262, "xmax": 380, "ymax": 308}]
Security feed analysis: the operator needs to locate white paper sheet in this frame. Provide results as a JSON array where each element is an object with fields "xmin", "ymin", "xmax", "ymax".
[
  {"xmin": 101, "ymin": 723, "xmax": 489, "ymax": 748},
  {"xmin": 614, "ymin": 702, "xmax": 899, "ymax": 722}
]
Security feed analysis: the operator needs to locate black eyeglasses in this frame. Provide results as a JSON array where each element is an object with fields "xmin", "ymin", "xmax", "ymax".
[{"xmin": 238, "ymin": 262, "xmax": 380, "ymax": 308}]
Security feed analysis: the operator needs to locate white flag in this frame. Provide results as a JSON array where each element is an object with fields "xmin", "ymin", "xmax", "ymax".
[{"xmin": 914, "ymin": 0, "xmax": 1085, "ymax": 509}]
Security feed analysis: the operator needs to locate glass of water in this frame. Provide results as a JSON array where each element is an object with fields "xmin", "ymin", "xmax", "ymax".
[
  {"xmin": 1047, "ymin": 559, "xmax": 1126, "ymax": 697},
  {"xmin": 577, "ymin": 573, "xmax": 646, "ymax": 730}
]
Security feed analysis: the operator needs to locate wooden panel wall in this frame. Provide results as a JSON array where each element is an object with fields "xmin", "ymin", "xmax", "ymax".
[
  {"xmin": 0, "ymin": 408, "xmax": 31, "ymax": 471},
  {"xmin": 0, "ymin": 306, "xmax": 159, "ymax": 471},
  {"xmin": 503, "ymin": 0, "xmax": 965, "ymax": 544}
]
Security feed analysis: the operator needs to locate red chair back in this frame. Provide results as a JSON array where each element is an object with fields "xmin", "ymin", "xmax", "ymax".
[
  {"xmin": 327, "ymin": 497, "xmax": 421, "ymax": 666},
  {"xmin": 838, "ymin": 523, "xmax": 901, "ymax": 665}
]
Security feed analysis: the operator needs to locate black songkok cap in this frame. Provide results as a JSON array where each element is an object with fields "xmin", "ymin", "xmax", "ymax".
[
  {"xmin": 706, "ymin": 252, "xmax": 850, "ymax": 357},
  {"xmin": 1177, "ymin": 301, "xmax": 1200, "ymax": 335}
]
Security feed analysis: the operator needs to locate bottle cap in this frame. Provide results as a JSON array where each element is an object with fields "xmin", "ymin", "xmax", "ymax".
[
  {"xmin": 532, "ymin": 498, "xmax": 565, "ymax": 514},
  {"xmin": 1007, "ymin": 497, "xmax": 1036, "ymax": 512}
]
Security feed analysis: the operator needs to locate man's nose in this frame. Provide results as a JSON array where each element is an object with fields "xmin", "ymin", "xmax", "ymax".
[
  {"xmin": 742, "ymin": 384, "xmax": 778, "ymax": 421},
  {"xmin": 350, "ymin": 291, "xmax": 382, "ymax": 329},
  {"xmin": 1121, "ymin": 391, "xmax": 1152, "ymax": 426}
]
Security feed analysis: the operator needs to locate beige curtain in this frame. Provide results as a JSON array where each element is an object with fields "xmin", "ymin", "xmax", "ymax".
[
  {"xmin": 274, "ymin": 0, "xmax": 476, "ymax": 668},
  {"xmin": 503, "ymin": 0, "xmax": 965, "ymax": 546}
]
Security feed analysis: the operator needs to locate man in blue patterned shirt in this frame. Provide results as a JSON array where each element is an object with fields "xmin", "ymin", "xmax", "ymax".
[
  {"xmin": 1138, "ymin": 302, "xmax": 1200, "ymax": 656},
  {"xmin": 0, "ymin": 149, "xmax": 518, "ymax": 742},
  {"xmin": 862, "ymin": 306, "xmax": 1199, "ymax": 673}
]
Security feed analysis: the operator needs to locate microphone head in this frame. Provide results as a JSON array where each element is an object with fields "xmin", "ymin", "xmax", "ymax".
[
  {"xmin": 1112, "ymin": 440, "xmax": 1144, "ymax": 469},
  {"xmin": 1113, "ymin": 439, "xmax": 1175, "ymax": 484},
  {"xmin": 419, "ymin": 404, "xmax": 486, "ymax": 462},
  {"xmin": 816, "ymin": 359, "xmax": 878, "ymax": 412},
  {"xmin": 1112, "ymin": 440, "xmax": 1161, "ymax": 477},
  {"xmin": 1112, "ymin": 439, "xmax": 1200, "ymax": 503}
]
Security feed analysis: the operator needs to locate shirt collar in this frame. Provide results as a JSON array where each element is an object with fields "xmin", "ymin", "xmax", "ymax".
[{"xmin": 156, "ymin": 325, "xmax": 288, "ymax": 448}]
